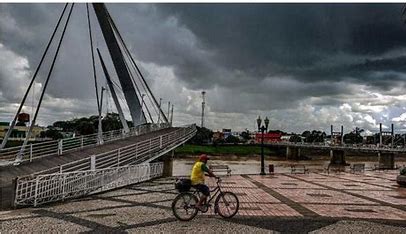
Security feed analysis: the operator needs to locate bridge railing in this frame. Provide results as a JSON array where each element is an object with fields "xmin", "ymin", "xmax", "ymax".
[
  {"xmin": 14, "ymin": 162, "xmax": 163, "ymax": 207},
  {"xmin": 268, "ymin": 141, "xmax": 406, "ymax": 152},
  {"xmin": 22, "ymin": 124, "xmax": 196, "ymax": 175},
  {"xmin": 0, "ymin": 123, "xmax": 171, "ymax": 163}
]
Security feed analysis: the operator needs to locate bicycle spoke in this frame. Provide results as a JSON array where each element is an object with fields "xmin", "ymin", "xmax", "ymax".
[
  {"xmin": 172, "ymin": 193, "xmax": 199, "ymax": 221},
  {"xmin": 216, "ymin": 192, "xmax": 239, "ymax": 218}
]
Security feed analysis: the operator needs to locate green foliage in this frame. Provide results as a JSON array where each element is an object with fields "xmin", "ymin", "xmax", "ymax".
[
  {"xmin": 240, "ymin": 130, "xmax": 250, "ymax": 141},
  {"xmin": 225, "ymin": 135, "xmax": 240, "ymax": 144},
  {"xmin": 302, "ymin": 130, "xmax": 326, "ymax": 143},
  {"xmin": 188, "ymin": 126, "xmax": 213, "ymax": 145},
  {"xmin": 344, "ymin": 128, "xmax": 364, "ymax": 144},
  {"xmin": 40, "ymin": 128, "xmax": 63, "ymax": 140},
  {"xmin": 343, "ymin": 132, "xmax": 363, "ymax": 144},
  {"xmin": 175, "ymin": 144, "xmax": 271, "ymax": 155},
  {"xmin": 102, "ymin": 113, "xmax": 123, "ymax": 132},
  {"xmin": 50, "ymin": 113, "xmax": 125, "ymax": 136},
  {"xmin": 289, "ymin": 134, "xmax": 302, "ymax": 143}
]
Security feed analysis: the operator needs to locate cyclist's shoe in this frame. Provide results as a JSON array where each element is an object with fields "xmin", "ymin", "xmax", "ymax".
[
  {"xmin": 195, "ymin": 205, "xmax": 204, "ymax": 211},
  {"xmin": 195, "ymin": 205, "xmax": 209, "ymax": 213}
]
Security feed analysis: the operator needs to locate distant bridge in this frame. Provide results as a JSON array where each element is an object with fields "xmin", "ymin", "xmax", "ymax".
[{"xmin": 267, "ymin": 141, "xmax": 406, "ymax": 154}]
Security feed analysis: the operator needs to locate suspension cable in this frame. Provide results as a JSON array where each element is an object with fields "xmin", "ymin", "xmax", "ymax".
[
  {"xmin": 0, "ymin": 3, "xmax": 69, "ymax": 150},
  {"xmin": 113, "ymin": 22, "xmax": 161, "ymax": 118},
  {"xmin": 121, "ymin": 40, "xmax": 161, "ymax": 117},
  {"xmin": 121, "ymin": 53, "xmax": 152, "ymax": 123},
  {"xmin": 106, "ymin": 13, "xmax": 154, "ymax": 123},
  {"xmin": 86, "ymin": 3, "xmax": 100, "ymax": 113},
  {"xmin": 106, "ymin": 11, "xmax": 168, "ymax": 123},
  {"xmin": 17, "ymin": 3, "xmax": 75, "ymax": 160}
]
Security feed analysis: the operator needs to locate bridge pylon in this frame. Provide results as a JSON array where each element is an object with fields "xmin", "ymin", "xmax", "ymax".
[
  {"xmin": 286, "ymin": 146, "xmax": 301, "ymax": 160},
  {"xmin": 377, "ymin": 123, "xmax": 395, "ymax": 169},
  {"xmin": 330, "ymin": 125, "xmax": 344, "ymax": 145},
  {"xmin": 330, "ymin": 149, "xmax": 346, "ymax": 165}
]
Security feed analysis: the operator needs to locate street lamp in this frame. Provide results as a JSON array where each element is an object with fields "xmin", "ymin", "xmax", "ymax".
[{"xmin": 257, "ymin": 116, "xmax": 269, "ymax": 175}]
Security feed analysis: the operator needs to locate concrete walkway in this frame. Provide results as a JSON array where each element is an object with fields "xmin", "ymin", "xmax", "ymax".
[
  {"xmin": 0, "ymin": 171, "xmax": 405, "ymax": 233},
  {"xmin": 0, "ymin": 127, "xmax": 178, "ymax": 210}
]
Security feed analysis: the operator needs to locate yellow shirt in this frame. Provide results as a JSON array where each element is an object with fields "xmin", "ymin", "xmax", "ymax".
[{"xmin": 190, "ymin": 161, "xmax": 208, "ymax": 185}]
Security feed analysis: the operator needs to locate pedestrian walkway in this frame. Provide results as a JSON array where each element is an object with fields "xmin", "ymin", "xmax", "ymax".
[{"xmin": 0, "ymin": 172, "xmax": 405, "ymax": 233}]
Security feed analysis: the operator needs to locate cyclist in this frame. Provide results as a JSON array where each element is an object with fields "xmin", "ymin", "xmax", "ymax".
[{"xmin": 190, "ymin": 154, "xmax": 216, "ymax": 211}]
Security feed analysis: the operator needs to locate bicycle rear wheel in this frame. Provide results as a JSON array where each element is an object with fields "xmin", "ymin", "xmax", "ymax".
[
  {"xmin": 172, "ymin": 193, "xmax": 199, "ymax": 221},
  {"xmin": 215, "ymin": 191, "xmax": 239, "ymax": 218}
]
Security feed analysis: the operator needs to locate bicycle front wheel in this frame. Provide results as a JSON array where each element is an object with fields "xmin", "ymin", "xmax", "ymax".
[
  {"xmin": 172, "ymin": 193, "xmax": 199, "ymax": 221},
  {"xmin": 215, "ymin": 191, "xmax": 239, "ymax": 218}
]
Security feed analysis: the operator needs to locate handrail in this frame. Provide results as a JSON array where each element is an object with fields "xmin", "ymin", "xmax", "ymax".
[
  {"xmin": 266, "ymin": 141, "xmax": 406, "ymax": 153},
  {"xmin": 18, "ymin": 124, "xmax": 196, "ymax": 178},
  {"xmin": 14, "ymin": 124, "xmax": 197, "ymax": 207},
  {"xmin": 0, "ymin": 123, "xmax": 171, "ymax": 163},
  {"xmin": 14, "ymin": 162, "xmax": 164, "ymax": 207}
]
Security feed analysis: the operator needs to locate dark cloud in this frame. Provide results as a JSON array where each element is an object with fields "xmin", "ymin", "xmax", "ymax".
[
  {"xmin": 2, "ymin": 3, "xmax": 406, "ymax": 132},
  {"xmin": 156, "ymin": 4, "xmax": 406, "ymax": 85}
]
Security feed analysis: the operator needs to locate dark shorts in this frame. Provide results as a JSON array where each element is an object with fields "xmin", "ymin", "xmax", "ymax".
[{"xmin": 194, "ymin": 184, "xmax": 210, "ymax": 196}]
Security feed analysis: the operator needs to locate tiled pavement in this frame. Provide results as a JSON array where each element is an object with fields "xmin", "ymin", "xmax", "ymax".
[{"xmin": 0, "ymin": 172, "xmax": 405, "ymax": 233}]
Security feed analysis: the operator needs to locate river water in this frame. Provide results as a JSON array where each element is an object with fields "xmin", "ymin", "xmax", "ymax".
[{"xmin": 173, "ymin": 157, "xmax": 406, "ymax": 176}]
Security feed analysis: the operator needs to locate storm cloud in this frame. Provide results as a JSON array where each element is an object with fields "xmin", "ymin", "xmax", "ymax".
[{"xmin": 1, "ymin": 3, "xmax": 406, "ymax": 134}]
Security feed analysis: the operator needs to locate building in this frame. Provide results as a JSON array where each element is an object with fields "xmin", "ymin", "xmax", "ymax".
[
  {"xmin": 280, "ymin": 135, "xmax": 292, "ymax": 142},
  {"xmin": 222, "ymin": 129, "xmax": 232, "ymax": 139},
  {"xmin": 255, "ymin": 132, "xmax": 282, "ymax": 143},
  {"xmin": 0, "ymin": 122, "xmax": 46, "ymax": 140}
]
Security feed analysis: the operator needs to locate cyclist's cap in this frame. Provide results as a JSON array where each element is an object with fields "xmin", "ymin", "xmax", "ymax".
[{"xmin": 199, "ymin": 154, "xmax": 209, "ymax": 161}]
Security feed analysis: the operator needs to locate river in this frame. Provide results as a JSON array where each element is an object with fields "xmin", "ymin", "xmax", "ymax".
[{"xmin": 172, "ymin": 157, "xmax": 406, "ymax": 176}]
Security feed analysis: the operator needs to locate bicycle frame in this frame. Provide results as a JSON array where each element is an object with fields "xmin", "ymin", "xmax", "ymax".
[{"xmin": 191, "ymin": 180, "xmax": 223, "ymax": 205}]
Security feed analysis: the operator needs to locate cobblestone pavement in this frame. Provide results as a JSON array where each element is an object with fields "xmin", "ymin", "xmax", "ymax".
[{"xmin": 0, "ymin": 171, "xmax": 405, "ymax": 233}]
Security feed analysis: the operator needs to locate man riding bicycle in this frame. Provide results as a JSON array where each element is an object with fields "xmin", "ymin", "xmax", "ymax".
[{"xmin": 190, "ymin": 154, "xmax": 216, "ymax": 211}]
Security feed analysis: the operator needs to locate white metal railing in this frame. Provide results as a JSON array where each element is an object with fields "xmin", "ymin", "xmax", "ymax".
[
  {"xmin": 14, "ymin": 162, "xmax": 163, "ymax": 207},
  {"xmin": 0, "ymin": 123, "xmax": 171, "ymax": 163},
  {"xmin": 267, "ymin": 141, "xmax": 406, "ymax": 153},
  {"xmin": 21, "ymin": 124, "xmax": 196, "ymax": 175},
  {"xmin": 13, "ymin": 124, "xmax": 196, "ymax": 207}
]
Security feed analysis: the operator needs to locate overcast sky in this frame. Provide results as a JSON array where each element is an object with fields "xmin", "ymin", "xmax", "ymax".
[{"xmin": 1, "ymin": 3, "xmax": 406, "ymax": 134}]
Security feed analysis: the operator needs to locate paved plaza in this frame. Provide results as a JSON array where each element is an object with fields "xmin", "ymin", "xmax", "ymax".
[{"xmin": 0, "ymin": 171, "xmax": 406, "ymax": 233}]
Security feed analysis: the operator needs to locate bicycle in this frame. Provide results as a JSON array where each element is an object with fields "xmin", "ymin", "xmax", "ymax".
[{"xmin": 171, "ymin": 177, "xmax": 239, "ymax": 221}]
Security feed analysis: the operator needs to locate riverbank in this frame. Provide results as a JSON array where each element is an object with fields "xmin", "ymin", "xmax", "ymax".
[
  {"xmin": 175, "ymin": 144, "xmax": 406, "ymax": 163},
  {"xmin": 175, "ymin": 144, "xmax": 272, "ymax": 156}
]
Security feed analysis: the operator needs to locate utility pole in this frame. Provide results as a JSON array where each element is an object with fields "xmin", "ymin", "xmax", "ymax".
[
  {"xmin": 157, "ymin": 98, "xmax": 162, "ymax": 124},
  {"xmin": 140, "ymin": 94, "xmax": 145, "ymax": 124},
  {"xmin": 98, "ymin": 87, "xmax": 106, "ymax": 145},
  {"xmin": 170, "ymin": 104, "xmax": 174, "ymax": 126},
  {"xmin": 167, "ymin": 101, "xmax": 171, "ymax": 123},
  {"xmin": 97, "ymin": 48, "xmax": 129, "ymax": 133},
  {"xmin": 201, "ymin": 91, "xmax": 206, "ymax": 128}
]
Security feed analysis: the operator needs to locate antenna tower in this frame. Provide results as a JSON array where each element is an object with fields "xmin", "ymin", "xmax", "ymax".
[{"xmin": 201, "ymin": 91, "xmax": 206, "ymax": 128}]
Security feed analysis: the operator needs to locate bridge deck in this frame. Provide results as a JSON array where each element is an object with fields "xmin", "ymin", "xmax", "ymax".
[{"xmin": 0, "ymin": 127, "xmax": 178, "ymax": 210}]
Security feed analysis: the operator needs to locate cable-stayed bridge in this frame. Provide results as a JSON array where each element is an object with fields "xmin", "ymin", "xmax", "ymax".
[{"xmin": 0, "ymin": 3, "xmax": 196, "ymax": 209}]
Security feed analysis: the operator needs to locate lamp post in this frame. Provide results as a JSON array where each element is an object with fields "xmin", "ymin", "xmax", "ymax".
[{"xmin": 257, "ymin": 116, "xmax": 269, "ymax": 175}]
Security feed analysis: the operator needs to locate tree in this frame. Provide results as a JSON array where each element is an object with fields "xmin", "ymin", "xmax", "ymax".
[
  {"xmin": 301, "ymin": 131, "xmax": 311, "ymax": 139},
  {"xmin": 40, "ymin": 129, "xmax": 63, "ymax": 140},
  {"xmin": 102, "ymin": 113, "xmax": 122, "ymax": 131},
  {"xmin": 240, "ymin": 130, "xmax": 251, "ymax": 143},
  {"xmin": 302, "ymin": 130, "xmax": 325, "ymax": 143},
  {"xmin": 289, "ymin": 134, "xmax": 302, "ymax": 143},
  {"xmin": 343, "ymin": 128, "xmax": 364, "ymax": 144},
  {"xmin": 76, "ymin": 120, "xmax": 96, "ymax": 135},
  {"xmin": 225, "ymin": 135, "xmax": 240, "ymax": 144},
  {"xmin": 188, "ymin": 126, "xmax": 213, "ymax": 145}
]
